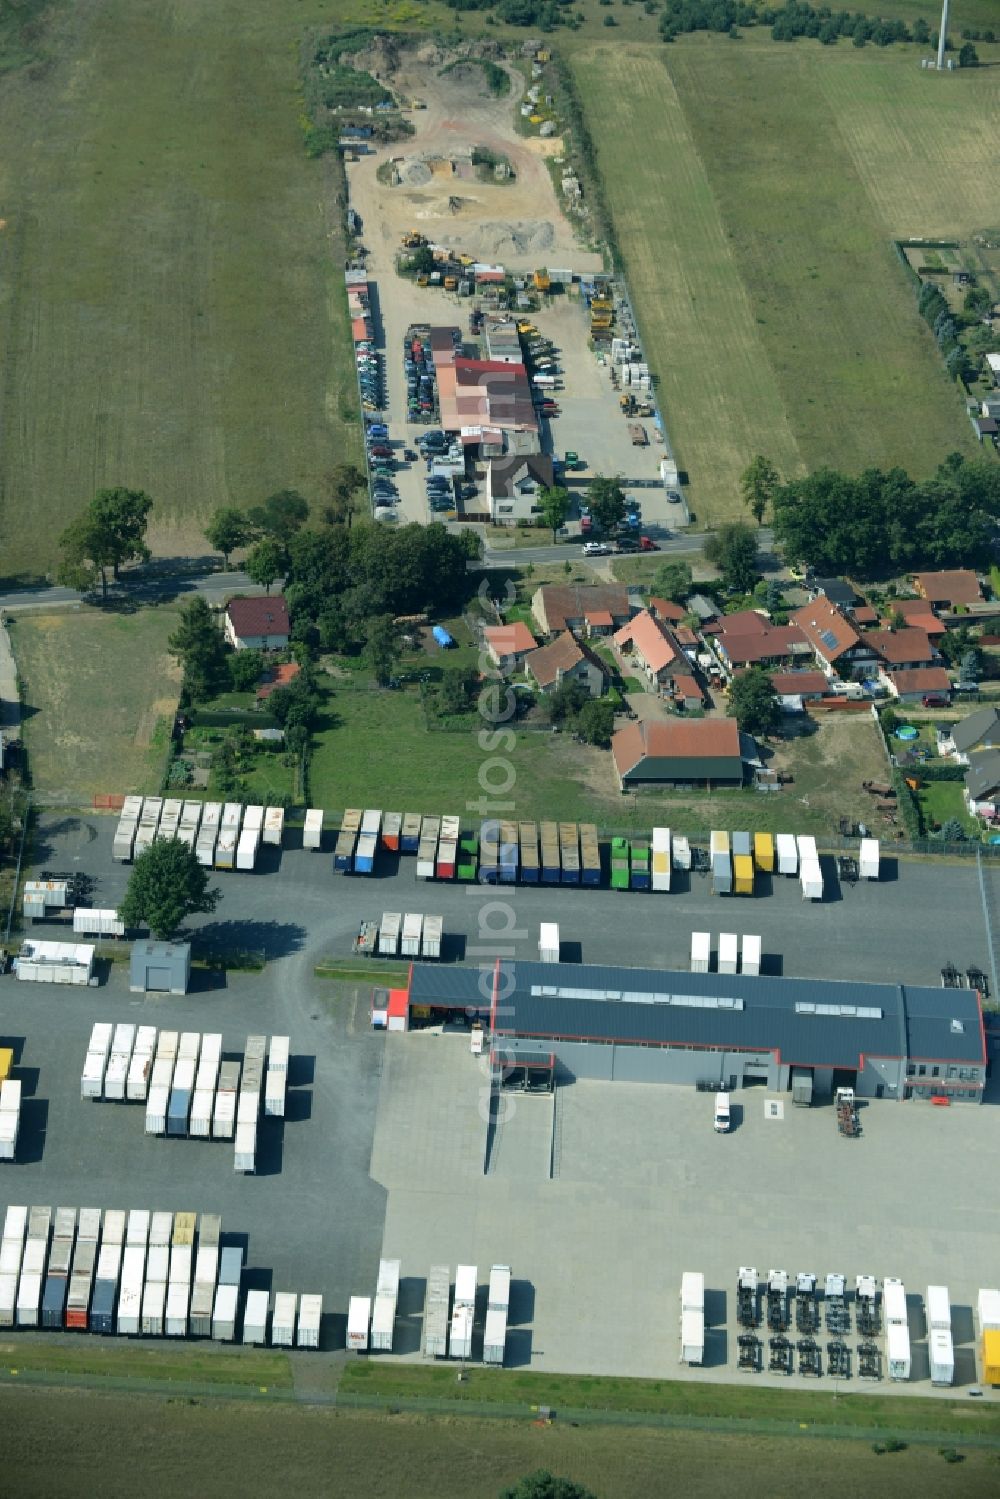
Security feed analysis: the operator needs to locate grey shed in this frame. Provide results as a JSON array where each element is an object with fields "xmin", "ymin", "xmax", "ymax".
[{"xmin": 130, "ymin": 940, "xmax": 191, "ymax": 995}]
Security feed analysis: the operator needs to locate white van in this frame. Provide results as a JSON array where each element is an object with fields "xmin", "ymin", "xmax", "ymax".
[{"xmin": 714, "ymin": 1092, "xmax": 731, "ymax": 1133}]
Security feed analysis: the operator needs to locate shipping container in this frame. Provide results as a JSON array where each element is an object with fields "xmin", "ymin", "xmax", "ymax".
[
  {"xmin": 0, "ymin": 1238, "xmax": 21, "ymax": 1276},
  {"xmin": 558, "ymin": 822, "xmax": 579, "ymax": 884},
  {"xmin": 146, "ymin": 1245, "xmax": 170, "ymax": 1283},
  {"xmin": 113, "ymin": 818, "xmax": 138, "ymax": 863},
  {"xmin": 89, "ymin": 1276, "xmax": 117, "ymax": 1334},
  {"xmin": 711, "ymin": 851, "xmax": 732, "ymax": 896},
  {"xmin": 930, "ymin": 1326, "xmax": 955, "ymax": 1386},
  {"xmin": 42, "ymin": 1271, "xmax": 69, "ymax": 1328},
  {"xmin": 718, "ymin": 932, "xmax": 738, "ymax": 976},
  {"xmin": 401, "ymin": 812, "xmax": 422, "ymax": 854},
  {"xmin": 0, "ymin": 1272, "xmax": 16, "ymax": 1327},
  {"xmin": 236, "ymin": 827, "xmax": 261, "ymax": 871},
  {"xmin": 454, "ymin": 1264, "xmax": 477, "ymax": 1308},
  {"xmin": 155, "ymin": 1028, "xmax": 179, "ymax": 1064},
  {"xmin": 883, "ymin": 1277, "xmax": 907, "ymax": 1325},
  {"xmin": 424, "ymin": 1265, "xmax": 451, "ymax": 1357},
  {"xmin": 66, "ymin": 1241, "xmax": 97, "ymax": 1328},
  {"xmin": 81, "ymin": 1049, "xmax": 108, "ymax": 1100},
  {"xmin": 775, "ymin": 833, "xmax": 798, "ymax": 876},
  {"xmin": 732, "ymin": 831, "xmax": 751, "ymax": 860},
  {"xmin": 196, "ymin": 824, "xmax": 218, "ymax": 867},
  {"xmin": 733, "ymin": 855, "xmax": 754, "ymax": 896},
  {"xmin": 401, "ymin": 913, "xmax": 423, "ymax": 959},
  {"xmin": 271, "ymin": 1291, "xmax": 297, "ymax": 1347},
  {"xmin": 16, "ymin": 1270, "xmax": 43, "ymax": 1327},
  {"xmin": 215, "ymin": 828, "xmax": 238, "ymax": 871},
  {"xmin": 219, "ymin": 1246, "xmax": 244, "ymax": 1287},
  {"xmin": 22, "ymin": 1242, "xmax": 47, "ymax": 1279},
  {"xmin": 886, "ymin": 1321, "xmax": 911, "ymax": 1380},
  {"xmin": 116, "ymin": 1246, "xmax": 146, "ymax": 1335},
  {"xmin": 379, "ymin": 911, "xmax": 402, "ymax": 957},
  {"xmin": 73, "ymin": 907, "xmax": 125, "ymax": 938},
  {"xmin": 741, "ymin": 934, "xmax": 762, "ymax": 977},
  {"xmin": 578, "ymin": 822, "xmax": 600, "ymax": 886},
  {"xmin": 799, "ymin": 858, "xmax": 823, "ymax": 901},
  {"xmin": 212, "ymin": 1282, "xmax": 239, "ymax": 1341},
  {"xmin": 189, "ymin": 1280, "xmax": 215, "ymax": 1338},
  {"xmin": 190, "ymin": 1091, "xmax": 214, "ymax": 1138},
  {"xmin": 710, "ymin": 830, "xmax": 729, "ymax": 859},
  {"xmin": 690, "ymin": 931, "xmax": 711, "ymax": 973},
  {"xmin": 102, "ymin": 1210, "xmax": 126, "ymax": 1247},
  {"xmin": 630, "ymin": 839, "xmax": 650, "ymax": 892},
  {"xmin": 457, "ymin": 835, "xmax": 478, "ymax": 882},
  {"xmin": 167, "ymin": 1085, "xmax": 192, "ymax": 1137},
  {"xmin": 753, "ymin": 831, "xmax": 774, "ymax": 872},
  {"xmin": 347, "ymin": 1295, "xmax": 371, "ymax": 1351},
  {"xmin": 983, "ymin": 1327, "xmax": 1000, "ymax": 1385},
  {"xmin": 264, "ymin": 1069, "xmax": 286, "ymax": 1119},
  {"xmin": 28, "ymin": 1205, "xmax": 52, "ymax": 1242},
  {"xmin": 303, "ymin": 808, "xmax": 324, "ymax": 850},
  {"xmin": 926, "ymin": 1284, "xmax": 950, "ymax": 1331},
  {"xmin": 381, "ymin": 811, "xmax": 402, "ymax": 851},
  {"xmin": 169, "ymin": 1244, "xmax": 193, "ymax": 1285},
  {"xmin": 145, "ymin": 1084, "xmax": 169, "ymax": 1135},
  {"xmin": 680, "ymin": 1307, "xmax": 704, "ymax": 1365},
  {"xmin": 610, "ymin": 836, "xmax": 630, "ymax": 891},
  {"xmin": 672, "ymin": 834, "xmax": 691, "ymax": 871},
  {"xmin": 483, "ymin": 1306, "xmax": 507, "ymax": 1365},
  {"xmin": 354, "ymin": 831, "xmax": 378, "ymax": 875},
  {"xmin": 297, "ymin": 1293, "xmax": 322, "ymax": 1349},
  {"xmin": 539, "ymin": 821, "xmax": 560, "ymax": 884},
  {"xmin": 2, "ymin": 1203, "xmax": 27, "ymax": 1245},
  {"xmin": 126, "ymin": 1210, "xmax": 150, "ymax": 1248},
  {"xmin": 237, "ymin": 1091, "xmax": 260, "ymax": 1125},
  {"xmin": 436, "ymin": 838, "xmax": 457, "ymax": 881},
  {"xmin": 234, "ymin": 1121, "xmax": 257, "ymax": 1173},
  {"xmin": 212, "ymin": 1089, "xmax": 236, "ymax": 1140},
  {"xmin": 421, "ymin": 915, "xmax": 443, "ymax": 960},
  {"xmin": 165, "ymin": 1279, "xmax": 190, "ymax": 1337},
  {"xmin": 651, "ymin": 827, "xmax": 671, "ymax": 892},
  {"xmin": 977, "ymin": 1288, "xmax": 1000, "ymax": 1331},
  {"xmin": 539, "ymin": 922, "xmax": 560, "ymax": 964},
  {"xmin": 796, "ymin": 834, "xmax": 818, "ymax": 864},
  {"xmin": 859, "ymin": 837, "xmax": 880, "ymax": 880},
  {"xmin": 262, "ymin": 806, "xmax": 285, "ymax": 847},
  {"xmin": 681, "ymin": 1271, "xmax": 704, "ymax": 1312},
  {"xmin": 141, "ymin": 1278, "xmax": 167, "ymax": 1336},
  {"xmin": 449, "ymin": 1304, "xmax": 474, "ymax": 1360},
  {"xmin": 518, "ymin": 822, "xmax": 539, "ymax": 883}
]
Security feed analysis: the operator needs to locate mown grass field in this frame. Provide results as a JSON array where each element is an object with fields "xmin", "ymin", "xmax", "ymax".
[
  {"xmin": 572, "ymin": 39, "xmax": 992, "ymax": 524},
  {"xmin": 4, "ymin": 1385, "xmax": 1000, "ymax": 1499},
  {"xmin": 0, "ymin": 0, "xmax": 359, "ymax": 580},
  {"xmin": 11, "ymin": 609, "xmax": 182, "ymax": 800}
]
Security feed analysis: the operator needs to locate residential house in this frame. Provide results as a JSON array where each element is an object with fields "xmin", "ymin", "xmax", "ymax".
[
  {"xmin": 224, "ymin": 596, "xmax": 291, "ymax": 652},
  {"xmin": 671, "ymin": 674, "xmax": 705, "ymax": 712},
  {"xmin": 769, "ymin": 670, "xmax": 831, "ymax": 712},
  {"xmin": 852, "ymin": 604, "xmax": 879, "ymax": 628},
  {"xmin": 972, "ymin": 414, "xmax": 998, "ymax": 445},
  {"xmin": 612, "ymin": 610, "xmax": 685, "ymax": 694},
  {"xmin": 687, "ymin": 594, "xmax": 718, "ymax": 625},
  {"xmin": 912, "ymin": 570, "xmax": 983, "ymax": 611},
  {"xmin": 256, "ymin": 661, "xmax": 300, "ymax": 703},
  {"xmin": 647, "ymin": 597, "xmax": 687, "ymax": 626},
  {"xmin": 864, "ymin": 628, "xmax": 938, "ymax": 672},
  {"xmin": 808, "ymin": 578, "xmax": 863, "ymax": 613},
  {"xmin": 940, "ymin": 706, "xmax": 1000, "ymax": 763},
  {"xmin": 483, "ymin": 622, "xmax": 538, "ymax": 674},
  {"xmin": 884, "ymin": 598, "xmax": 947, "ymax": 639},
  {"xmin": 713, "ymin": 623, "xmax": 810, "ymax": 675},
  {"xmin": 486, "ymin": 453, "xmax": 555, "ymax": 526},
  {"xmin": 882, "ymin": 667, "xmax": 952, "ymax": 704},
  {"xmin": 790, "ymin": 598, "xmax": 877, "ymax": 680},
  {"xmin": 611, "ymin": 718, "xmax": 744, "ymax": 790},
  {"xmin": 965, "ymin": 749, "xmax": 1000, "ymax": 819},
  {"xmin": 525, "ymin": 631, "xmax": 608, "ymax": 697},
  {"xmin": 531, "ymin": 584, "xmax": 632, "ymax": 639}
]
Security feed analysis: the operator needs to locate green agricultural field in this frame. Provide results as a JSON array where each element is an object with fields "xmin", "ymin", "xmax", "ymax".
[
  {"xmin": 572, "ymin": 38, "xmax": 993, "ymax": 524},
  {"xmin": 0, "ymin": 0, "xmax": 359, "ymax": 580},
  {"xmin": 11, "ymin": 608, "xmax": 182, "ymax": 800},
  {"xmin": 4, "ymin": 1384, "xmax": 1000, "ymax": 1499}
]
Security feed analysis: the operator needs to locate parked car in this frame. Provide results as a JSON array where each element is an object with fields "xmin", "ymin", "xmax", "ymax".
[
  {"xmin": 922, "ymin": 694, "xmax": 949, "ymax": 708},
  {"xmin": 640, "ymin": 536, "xmax": 659, "ymax": 551},
  {"xmin": 667, "ymin": 490, "xmax": 682, "ymax": 504},
  {"xmin": 583, "ymin": 541, "xmax": 609, "ymax": 556}
]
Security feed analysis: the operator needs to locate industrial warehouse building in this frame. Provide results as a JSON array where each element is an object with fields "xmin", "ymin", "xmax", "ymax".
[{"xmin": 405, "ymin": 960, "xmax": 987, "ymax": 1102}]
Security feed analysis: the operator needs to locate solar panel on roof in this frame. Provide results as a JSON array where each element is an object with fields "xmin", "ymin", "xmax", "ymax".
[{"xmin": 819, "ymin": 629, "xmax": 839, "ymax": 650}]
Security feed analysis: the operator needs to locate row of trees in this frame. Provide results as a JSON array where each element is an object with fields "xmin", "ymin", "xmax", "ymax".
[
  {"xmin": 658, "ymin": 1, "xmax": 977, "ymax": 53},
  {"xmin": 770, "ymin": 453, "xmax": 1000, "ymax": 576},
  {"xmin": 916, "ymin": 276, "xmax": 998, "ymax": 387}
]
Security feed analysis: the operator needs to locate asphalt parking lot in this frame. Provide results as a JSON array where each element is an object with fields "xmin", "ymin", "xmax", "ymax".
[{"xmin": 2, "ymin": 813, "xmax": 997, "ymax": 1375}]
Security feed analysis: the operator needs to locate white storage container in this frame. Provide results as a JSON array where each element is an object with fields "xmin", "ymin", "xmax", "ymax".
[
  {"xmin": 538, "ymin": 922, "xmax": 560, "ymax": 964},
  {"xmin": 977, "ymin": 1288, "xmax": 1000, "ymax": 1331},
  {"xmin": 424, "ymin": 1266, "xmax": 451, "ymax": 1358},
  {"xmin": 0, "ymin": 1239, "xmax": 21, "ymax": 1275},
  {"xmin": 775, "ymin": 832, "xmax": 798, "ymax": 876},
  {"xmin": 0, "ymin": 1113, "xmax": 18, "ymax": 1161},
  {"xmin": 347, "ymin": 1295, "xmax": 371, "ymax": 1351},
  {"xmin": 236, "ymin": 828, "xmax": 260, "ymax": 871},
  {"xmin": 929, "ymin": 1327, "xmax": 955, "ymax": 1386},
  {"xmin": 213, "ymin": 1090, "xmax": 236, "ymax": 1140},
  {"xmin": 103, "ymin": 1052, "xmax": 129, "ymax": 1102},
  {"xmin": 243, "ymin": 1288, "xmax": 269, "ymax": 1344},
  {"xmin": 690, "ymin": 931, "xmax": 711, "ymax": 974},
  {"xmin": 102, "ymin": 1210, "xmax": 126, "ymax": 1246},
  {"xmin": 672, "ymin": 834, "xmax": 691, "ymax": 871},
  {"xmin": 718, "ymin": 932, "xmax": 738, "ymax": 976},
  {"xmin": 455, "ymin": 1264, "xmax": 477, "ymax": 1309},
  {"xmin": 148, "ymin": 1211, "xmax": 172, "ymax": 1247},
  {"xmin": 371, "ymin": 1291, "xmax": 396, "ymax": 1352},
  {"xmin": 145, "ymin": 1084, "xmax": 169, "ymax": 1135},
  {"xmin": 0, "ymin": 1272, "xmax": 17, "ymax": 1327},
  {"xmin": 271, "ymin": 1291, "xmax": 297, "ymax": 1347},
  {"xmin": 264, "ymin": 1070, "xmax": 286, "ymax": 1119},
  {"xmin": 487, "ymin": 1264, "xmax": 511, "ymax": 1312},
  {"xmin": 886, "ymin": 1321, "xmax": 911, "ymax": 1380},
  {"xmin": 297, "ymin": 1293, "xmax": 322, "ymax": 1349},
  {"xmin": 80, "ymin": 1049, "xmax": 108, "ymax": 1100},
  {"xmin": 449, "ymin": 1303, "xmax": 474, "ymax": 1360},
  {"xmin": 681, "ymin": 1271, "xmax": 705, "ymax": 1312},
  {"xmin": 126, "ymin": 1210, "xmax": 150, "ymax": 1248},
  {"xmin": 194, "ymin": 1246, "xmax": 219, "ymax": 1285},
  {"xmin": 16, "ymin": 1270, "xmax": 43, "ymax": 1326},
  {"xmin": 859, "ymin": 837, "xmax": 880, "ymax": 880},
  {"xmin": 146, "ymin": 1245, "xmax": 170, "ymax": 1284},
  {"xmin": 268, "ymin": 1036, "xmax": 289, "ymax": 1073},
  {"xmin": 400, "ymin": 913, "xmax": 423, "ymax": 958},
  {"xmin": 165, "ymin": 1279, "xmax": 190, "ymax": 1337},
  {"xmin": 741, "ymin": 934, "xmax": 762, "ymax": 977},
  {"xmin": 168, "ymin": 1245, "xmax": 192, "ymax": 1286},
  {"xmin": 141, "ymin": 1278, "xmax": 167, "ymax": 1336},
  {"xmin": 150, "ymin": 1057, "xmax": 174, "ymax": 1092},
  {"xmin": 2, "ymin": 1204, "xmax": 27, "ymax": 1244},
  {"xmin": 237, "ymin": 1091, "xmax": 259, "ymax": 1125},
  {"xmin": 483, "ymin": 1306, "xmax": 508, "ymax": 1365},
  {"xmin": 212, "ymin": 1281, "xmax": 239, "ymax": 1341},
  {"xmin": 883, "ymin": 1277, "xmax": 907, "ymax": 1325},
  {"xmin": 926, "ymin": 1284, "xmax": 951, "ymax": 1331},
  {"xmin": 234, "ymin": 1121, "xmax": 257, "ymax": 1173},
  {"xmin": 680, "ymin": 1308, "xmax": 704, "ymax": 1365},
  {"xmin": 189, "ymin": 1091, "xmax": 214, "ymax": 1138},
  {"xmin": 263, "ymin": 806, "xmax": 285, "ymax": 847},
  {"xmin": 303, "ymin": 809, "xmax": 324, "ymax": 850},
  {"xmin": 799, "ymin": 858, "xmax": 823, "ymax": 901}
]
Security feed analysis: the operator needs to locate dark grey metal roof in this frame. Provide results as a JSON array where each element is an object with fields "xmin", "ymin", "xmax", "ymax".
[
  {"xmin": 952, "ymin": 706, "xmax": 1000, "ymax": 755},
  {"xmin": 407, "ymin": 960, "xmax": 985, "ymax": 1068},
  {"xmin": 965, "ymin": 750, "xmax": 1000, "ymax": 800}
]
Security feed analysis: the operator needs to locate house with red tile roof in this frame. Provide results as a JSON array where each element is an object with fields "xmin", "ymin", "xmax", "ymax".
[
  {"xmin": 790, "ymin": 598, "xmax": 877, "ymax": 679},
  {"xmin": 881, "ymin": 667, "xmax": 952, "ymax": 704},
  {"xmin": 885, "ymin": 598, "xmax": 947, "ymax": 637},
  {"xmin": 647, "ymin": 597, "xmax": 687, "ymax": 625},
  {"xmin": 613, "ymin": 609, "xmax": 684, "ymax": 692},
  {"xmin": 225, "ymin": 595, "xmax": 290, "ymax": 651},
  {"xmin": 484, "ymin": 622, "xmax": 537, "ymax": 673},
  {"xmin": 769, "ymin": 671, "xmax": 831, "ymax": 709},
  {"xmin": 913, "ymin": 570, "xmax": 982, "ymax": 610},
  {"xmin": 862, "ymin": 628, "xmax": 938, "ymax": 671},
  {"xmin": 531, "ymin": 584, "xmax": 632, "ymax": 638},
  {"xmin": 611, "ymin": 718, "xmax": 743, "ymax": 788}
]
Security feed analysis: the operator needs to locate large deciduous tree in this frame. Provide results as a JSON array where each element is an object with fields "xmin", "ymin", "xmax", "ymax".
[
  {"xmin": 740, "ymin": 455, "xmax": 780, "ymax": 527},
  {"xmin": 704, "ymin": 522, "xmax": 760, "ymax": 594},
  {"xmin": 205, "ymin": 507, "xmax": 256, "ymax": 567},
  {"xmin": 57, "ymin": 487, "xmax": 153, "ymax": 599},
  {"xmin": 168, "ymin": 596, "xmax": 228, "ymax": 702},
  {"xmin": 244, "ymin": 537, "xmax": 285, "ymax": 593},
  {"xmin": 537, "ymin": 484, "xmax": 570, "ymax": 541},
  {"xmin": 586, "ymin": 475, "xmax": 627, "ymax": 536},
  {"xmin": 727, "ymin": 666, "xmax": 782, "ymax": 738},
  {"xmin": 119, "ymin": 837, "xmax": 219, "ymax": 940}
]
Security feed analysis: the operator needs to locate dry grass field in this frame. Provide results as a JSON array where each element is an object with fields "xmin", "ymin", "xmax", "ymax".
[
  {"xmin": 0, "ymin": 0, "xmax": 359, "ymax": 580},
  {"xmin": 572, "ymin": 39, "xmax": 993, "ymax": 523},
  {"xmin": 11, "ymin": 609, "xmax": 182, "ymax": 801}
]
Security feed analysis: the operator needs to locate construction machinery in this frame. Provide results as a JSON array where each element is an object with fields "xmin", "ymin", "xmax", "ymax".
[
  {"xmin": 402, "ymin": 230, "xmax": 427, "ymax": 249},
  {"xmin": 737, "ymin": 1267, "xmax": 759, "ymax": 1329},
  {"xmin": 795, "ymin": 1273, "xmax": 819, "ymax": 1335}
]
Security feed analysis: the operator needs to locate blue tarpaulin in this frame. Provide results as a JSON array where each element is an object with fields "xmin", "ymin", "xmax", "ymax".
[{"xmin": 432, "ymin": 626, "xmax": 455, "ymax": 648}]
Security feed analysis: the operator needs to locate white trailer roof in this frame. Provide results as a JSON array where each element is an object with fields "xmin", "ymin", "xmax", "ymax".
[
  {"xmin": 690, "ymin": 931, "xmax": 710, "ymax": 962},
  {"xmin": 454, "ymin": 1264, "xmax": 477, "ymax": 1305},
  {"xmin": 539, "ymin": 922, "xmax": 559, "ymax": 948},
  {"xmin": 741, "ymin": 934, "xmax": 762, "ymax": 965},
  {"xmin": 926, "ymin": 1284, "xmax": 950, "ymax": 1328},
  {"xmin": 718, "ymin": 932, "xmax": 738, "ymax": 967}
]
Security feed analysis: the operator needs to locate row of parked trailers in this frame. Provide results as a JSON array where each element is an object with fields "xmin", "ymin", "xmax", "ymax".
[
  {"xmin": 709, "ymin": 832, "xmax": 879, "ymax": 899},
  {"xmin": 690, "ymin": 931, "xmax": 761, "ymax": 976},
  {"xmin": 113, "ymin": 797, "xmax": 287, "ymax": 871},
  {"xmin": 374, "ymin": 911, "xmax": 443, "ymax": 960},
  {"xmin": 420, "ymin": 1263, "xmax": 511, "ymax": 1365},
  {"xmin": 80, "ymin": 1026, "xmax": 288, "ymax": 1173},
  {"xmin": 0, "ymin": 1204, "xmax": 322, "ymax": 1344}
]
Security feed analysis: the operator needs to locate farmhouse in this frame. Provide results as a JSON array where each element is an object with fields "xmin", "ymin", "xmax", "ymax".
[
  {"xmin": 224, "ymin": 596, "xmax": 290, "ymax": 652},
  {"xmin": 912, "ymin": 570, "xmax": 982, "ymax": 611},
  {"xmin": 483, "ymin": 622, "xmax": 537, "ymax": 673},
  {"xmin": 486, "ymin": 453, "xmax": 554, "ymax": 525},
  {"xmin": 790, "ymin": 598, "xmax": 876, "ymax": 679},
  {"xmin": 611, "ymin": 718, "xmax": 743, "ymax": 790},
  {"xmin": 525, "ymin": 631, "xmax": 608, "ymax": 696},
  {"xmin": 531, "ymin": 584, "xmax": 632, "ymax": 639},
  {"xmin": 612, "ymin": 610, "xmax": 684, "ymax": 692}
]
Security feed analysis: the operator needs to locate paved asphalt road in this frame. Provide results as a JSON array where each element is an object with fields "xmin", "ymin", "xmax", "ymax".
[{"xmin": 479, "ymin": 528, "xmax": 775, "ymax": 569}]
